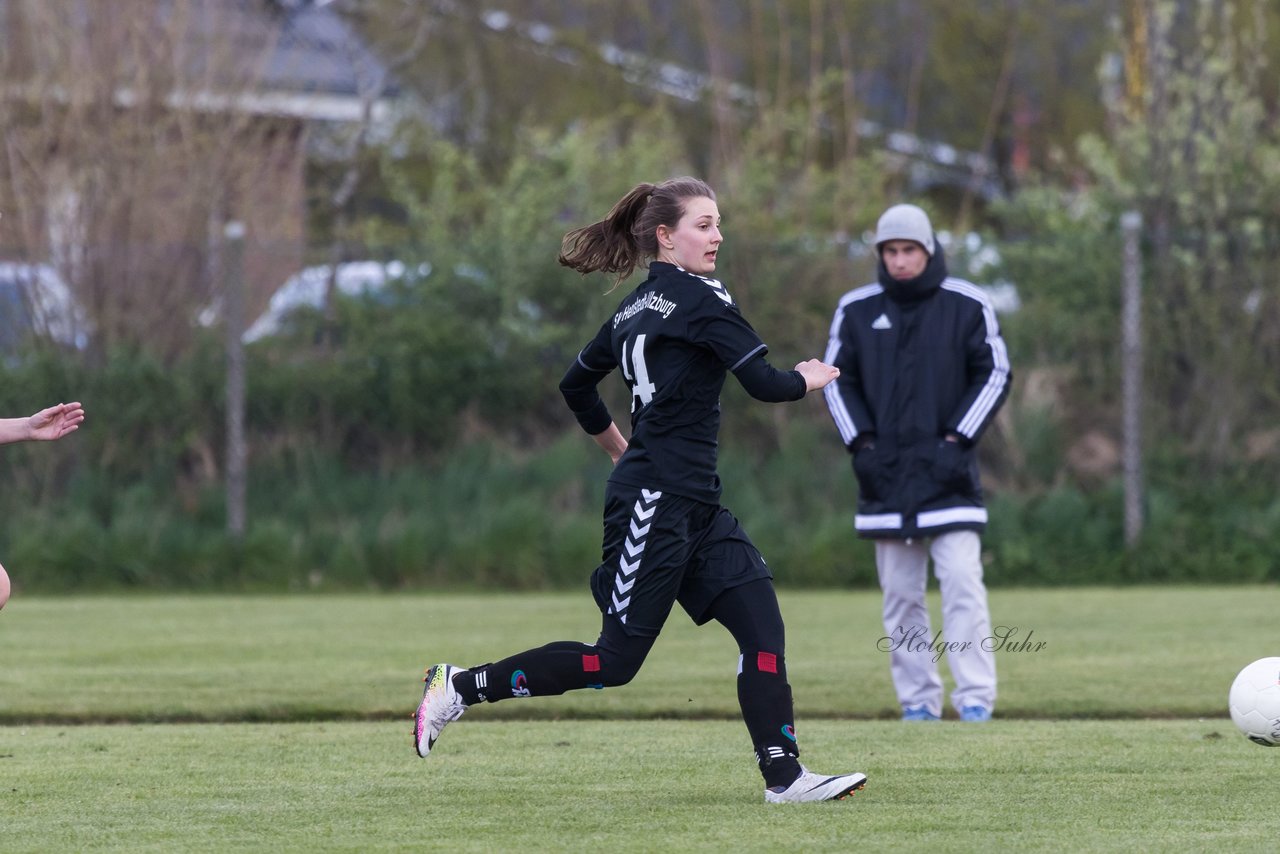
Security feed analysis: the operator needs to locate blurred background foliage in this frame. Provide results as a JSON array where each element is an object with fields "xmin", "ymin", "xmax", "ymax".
[{"xmin": 1, "ymin": 0, "xmax": 1279, "ymax": 591}]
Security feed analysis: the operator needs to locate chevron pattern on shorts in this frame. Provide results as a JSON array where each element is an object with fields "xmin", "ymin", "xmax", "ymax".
[{"xmin": 609, "ymin": 488, "xmax": 662, "ymax": 625}]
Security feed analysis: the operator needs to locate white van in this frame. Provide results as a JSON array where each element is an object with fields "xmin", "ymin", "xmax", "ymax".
[{"xmin": 241, "ymin": 260, "xmax": 432, "ymax": 343}]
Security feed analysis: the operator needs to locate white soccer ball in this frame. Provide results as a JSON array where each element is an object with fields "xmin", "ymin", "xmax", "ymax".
[{"xmin": 1228, "ymin": 657, "xmax": 1280, "ymax": 747}]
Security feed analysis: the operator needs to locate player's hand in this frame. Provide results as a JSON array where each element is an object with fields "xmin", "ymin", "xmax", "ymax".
[
  {"xmin": 592, "ymin": 422, "xmax": 628, "ymax": 465},
  {"xmin": 794, "ymin": 359, "xmax": 840, "ymax": 392},
  {"xmin": 27, "ymin": 402, "xmax": 85, "ymax": 441}
]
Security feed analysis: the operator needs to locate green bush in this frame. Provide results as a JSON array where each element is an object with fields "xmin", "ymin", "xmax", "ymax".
[{"xmin": 5, "ymin": 408, "xmax": 1280, "ymax": 594}]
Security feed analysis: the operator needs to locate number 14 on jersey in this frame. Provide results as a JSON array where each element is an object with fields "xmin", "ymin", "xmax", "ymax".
[{"xmin": 621, "ymin": 334, "xmax": 656, "ymax": 411}]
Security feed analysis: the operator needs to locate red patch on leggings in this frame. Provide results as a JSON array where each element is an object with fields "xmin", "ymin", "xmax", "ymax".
[
  {"xmin": 582, "ymin": 654, "xmax": 601, "ymax": 672},
  {"xmin": 757, "ymin": 652, "xmax": 778, "ymax": 673}
]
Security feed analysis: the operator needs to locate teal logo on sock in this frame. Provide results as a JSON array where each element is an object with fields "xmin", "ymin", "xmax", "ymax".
[
  {"xmin": 781, "ymin": 724, "xmax": 796, "ymax": 742},
  {"xmin": 511, "ymin": 670, "xmax": 531, "ymax": 698}
]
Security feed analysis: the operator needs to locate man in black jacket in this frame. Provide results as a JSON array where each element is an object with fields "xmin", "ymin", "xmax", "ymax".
[{"xmin": 824, "ymin": 204, "xmax": 1011, "ymax": 722}]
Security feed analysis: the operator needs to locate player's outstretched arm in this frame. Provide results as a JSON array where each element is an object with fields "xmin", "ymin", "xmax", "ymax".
[
  {"xmin": 0, "ymin": 402, "xmax": 86, "ymax": 445},
  {"xmin": 793, "ymin": 359, "xmax": 840, "ymax": 393}
]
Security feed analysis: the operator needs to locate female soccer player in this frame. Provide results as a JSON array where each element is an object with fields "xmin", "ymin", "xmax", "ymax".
[
  {"xmin": 0, "ymin": 401, "xmax": 86, "ymax": 610},
  {"xmin": 414, "ymin": 177, "xmax": 865, "ymax": 803}
]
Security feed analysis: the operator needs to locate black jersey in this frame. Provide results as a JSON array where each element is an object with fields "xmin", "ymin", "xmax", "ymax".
[{"xmin": 560, "ymin": 262, "xmax": 794, "ymax": 504}]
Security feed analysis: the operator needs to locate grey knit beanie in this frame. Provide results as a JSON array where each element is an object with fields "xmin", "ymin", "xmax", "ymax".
[{"xmin": 875, "ymin": 204, "xmax": 935, "ymax": 256}]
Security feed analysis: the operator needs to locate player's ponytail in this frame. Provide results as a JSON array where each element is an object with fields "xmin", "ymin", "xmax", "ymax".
[{"xmin": 559, "ymin": 177, "xmax": 715, "ymax": 290}]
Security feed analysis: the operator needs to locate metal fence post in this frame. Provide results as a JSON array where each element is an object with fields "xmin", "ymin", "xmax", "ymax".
[
  {"xmin": 1121, "ymin": 210, "xmax": 1144, "ymax": 547},
  {"xmin": 224, "ymin": 221, "xmax": 247, "ymax": 541}
]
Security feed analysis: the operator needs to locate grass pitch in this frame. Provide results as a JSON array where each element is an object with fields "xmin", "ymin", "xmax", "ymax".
[
  {"xmin": 3, "ymin": 719, "xmax": 1275, "ymax": 853},
  {"xmin": 1, "ymin": 586, "xmax": 1278, "ymax": 851}
]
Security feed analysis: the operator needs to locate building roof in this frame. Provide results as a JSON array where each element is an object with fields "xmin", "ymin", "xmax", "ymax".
[
  {"xmin": 0, "ymin": 0, "xmax": 395, "ymax": 123},
  {"xmin": 187, "ymin": 0, "xmax": 396, "ymax": 122}
]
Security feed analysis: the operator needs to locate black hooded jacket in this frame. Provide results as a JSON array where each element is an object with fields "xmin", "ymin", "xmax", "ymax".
[{"xmin": 823, "ymin": 246, "xmax": 1012, "ymax": 539}]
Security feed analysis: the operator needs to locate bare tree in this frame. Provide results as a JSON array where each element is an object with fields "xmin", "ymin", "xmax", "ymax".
[
  {"xmin": 694, "ymin": 0, "xmax": 738, "ymax": 183},
  {"xmin": 958, "ymin": 2, "xmax": 1019, "ymax": 232},
  {"xmin": 318, "ymin": 1, "xmax": 429, "ymax": 352},
  {"xmin": 1091, "ymin": 0, "xmax": 1280, "ymax": 468},
  {"xmin": 0, "ymin": 0, "xmax": 299, "ymax": 363}
]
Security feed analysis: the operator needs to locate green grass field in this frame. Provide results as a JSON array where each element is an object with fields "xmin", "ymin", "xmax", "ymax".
[{"xmin": 2, "ymin": 586, "xmax": 1278, "ymax": 851}]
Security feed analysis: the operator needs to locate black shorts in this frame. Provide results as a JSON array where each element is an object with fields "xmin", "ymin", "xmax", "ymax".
[{"xmin": 589, "ymin": 481, "xmax": 772, "ymax": 637}]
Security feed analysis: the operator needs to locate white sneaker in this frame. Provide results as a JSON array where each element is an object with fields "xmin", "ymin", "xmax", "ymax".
[
  {"xmin": 414, "ymin": 663, "xmax": 468, "ymax": 758},
  {"xmin": 764, "ymin": 765, "xmax": 867, "ymax": 803}
]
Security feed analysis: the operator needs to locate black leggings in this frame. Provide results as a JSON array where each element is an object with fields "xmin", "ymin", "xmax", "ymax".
[
  {"xmin": 707, "ymin": 577, "xmax": 786, "ymax": 666},
  {"xmin": 590, "ymin": 577, "xmax": 786, "ymax": 687},
  {"xmin": 470, "ymin": 578, "xmax": 786, "ymax": 698},
  {"xmin": 463, "ymin": 578, "xmax": 798, "ymax": 780}
]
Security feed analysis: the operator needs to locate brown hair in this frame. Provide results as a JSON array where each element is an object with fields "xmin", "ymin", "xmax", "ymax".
[{"xmin": 558, "ymin": 176, "xmax": 716, "ymax": 287}]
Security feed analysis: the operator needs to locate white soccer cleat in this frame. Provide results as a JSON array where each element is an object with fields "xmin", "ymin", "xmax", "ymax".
[
  {"xmin": 414, "ymin": 663, "xmax": 468, "ymax": 758},
  {"xmin": 764, "ymin": 765, "xmax": 867, "ymax": 803}
]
